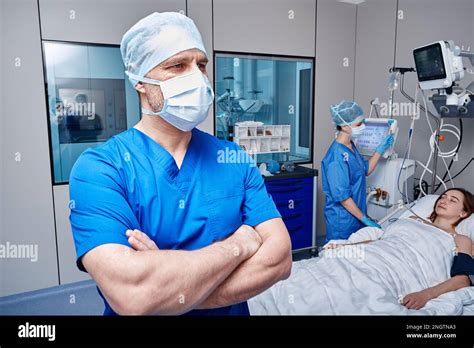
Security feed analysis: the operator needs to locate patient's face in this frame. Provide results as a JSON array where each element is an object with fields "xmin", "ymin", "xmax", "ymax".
[{"xmin": 435, "ymin": 190, "xmax": 467, "ymax": 220}]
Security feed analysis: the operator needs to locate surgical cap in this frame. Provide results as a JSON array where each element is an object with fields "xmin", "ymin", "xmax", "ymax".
[
  {"xmin": 120, "ymin": 12, "xmax": 207, "ymax": 87},
  {"xmin": 329, "ymin": 100, "xmax": 364, "ymax": 126}
]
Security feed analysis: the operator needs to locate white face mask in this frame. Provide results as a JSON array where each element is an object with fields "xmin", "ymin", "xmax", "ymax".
[
  {"xmin": 349, "ymin": 123, "xmax": 366, "ymax": 138},
  {"xmin": 127, "ymin": 70, "xmax": 214, "ymax": 131}
]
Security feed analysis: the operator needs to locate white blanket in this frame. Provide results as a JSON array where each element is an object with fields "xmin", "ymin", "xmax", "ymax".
[{"xmin": 249, "ymin": 218, "xmax": 471, "ymax": 315}]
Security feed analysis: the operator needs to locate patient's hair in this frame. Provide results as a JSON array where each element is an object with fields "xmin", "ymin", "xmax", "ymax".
[{"xmin": 429, "ymin": 188, "xmax": 474, "ymax": 227}]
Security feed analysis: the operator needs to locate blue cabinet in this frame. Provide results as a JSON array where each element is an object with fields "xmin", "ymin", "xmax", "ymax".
[{"xmin": 264, "ymin": 169, "xmax": 316, "ymax": 250}]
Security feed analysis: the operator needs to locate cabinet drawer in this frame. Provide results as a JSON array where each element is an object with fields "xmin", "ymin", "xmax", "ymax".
[
  {"xmin": 281, "ymin": 210, "xmax": 313, "ymax": 250},
  {"xmin": 265, "ymin": 177, "xmax": 313, "ymax": 202},
  {"xmin": 286, "ymin": 217, "xmax": 313, "ymax": 250}
]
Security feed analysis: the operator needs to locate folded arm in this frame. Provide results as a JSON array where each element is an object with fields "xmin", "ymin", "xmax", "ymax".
[
  {"xmin": 129, "ymin": 218, "xmax": 292, "ymax": 309},
  {"xmin": 197, "ymin": 218, "xmax": 292, "ymax": 308},
  {"xmin": 82, "ymin": 226, "xmax": 261, "ymax": 315}
]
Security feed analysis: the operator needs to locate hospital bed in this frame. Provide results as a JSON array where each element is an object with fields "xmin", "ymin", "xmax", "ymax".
[{"xmin": 249, "ymin": 194, "xmax": 474, "ymax": 315}]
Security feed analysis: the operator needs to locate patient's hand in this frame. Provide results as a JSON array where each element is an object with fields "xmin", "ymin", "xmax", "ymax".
[
  {"xmin": 401, "ymin": 290, "xmax": 432, "ymax": 310},
  {"xmin": 324, "ymin": 243, "xmax": 342, "ymax": 250},
  {"xmin": 126, "ymin": 229, "xmax": 159, "ymax": 251}
]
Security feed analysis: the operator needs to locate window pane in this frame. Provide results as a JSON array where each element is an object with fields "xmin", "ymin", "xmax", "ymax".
[
  {"xmin": 214, "ymin": 53, "xmax": 313, "ymax": 163},
  {"xmin": 43, "ymin": 41, "xmax": 140, "ymax": 184}
]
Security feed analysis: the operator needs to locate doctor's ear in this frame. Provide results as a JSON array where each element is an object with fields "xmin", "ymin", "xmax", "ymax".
[{"xmin": 135, "ymin": 82, "xmax": 146, "ymax": 94}]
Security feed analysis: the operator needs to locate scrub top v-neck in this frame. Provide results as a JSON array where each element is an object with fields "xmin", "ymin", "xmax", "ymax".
[{"xmin": 69, "ymin": 127, "xmax": 280, "ymax": 316}]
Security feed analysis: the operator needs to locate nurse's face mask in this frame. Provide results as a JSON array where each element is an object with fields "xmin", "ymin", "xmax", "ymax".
[
  {"xmin": 349, "ymin": 123, "xmax": 366, "ymax": 137},
  {"xmin": 336, "ymin": 114, "xmax": 365, "ymax": 139},
  {"xmin": 129, "ymin": 69, "xmax": 215, "ymax": 132}
]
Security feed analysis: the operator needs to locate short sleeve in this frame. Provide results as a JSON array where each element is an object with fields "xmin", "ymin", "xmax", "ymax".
[
  {"xmin": 326, "ymin": 158, "xmax": 351, "ymax": 202},
  {"xmin": 239, "ymin": 155, "xmax": 281, "ymax": 227},
  {"xmin": 69, "ymin": 149, "xmax": 140, "ymax": 272}
]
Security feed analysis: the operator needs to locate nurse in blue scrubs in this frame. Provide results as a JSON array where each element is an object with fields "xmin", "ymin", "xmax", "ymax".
[
  {"xmin": 321, "ymin": 101, "xmax": 393, "ymax": 241},
  {"xmin": 69, "ymin": 12, "xmax": 292, "ymax": 316}
]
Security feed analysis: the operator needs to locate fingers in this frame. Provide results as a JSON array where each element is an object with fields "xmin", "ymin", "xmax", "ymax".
[
  {"xmin": 128, "ymin": 235, "xmax": 147, "ymax": 251},
  {"xmin": 401, "ymin": 295, "xmax": 411, "ymax": 306},
  {"xmin": 126, "ymin": 229, "xmax": 159, "ymax": 251},
  {"xmin": 325, "ymin": 243, "xmax": 341, "ymax": 250},
  {"xmin": 401, "ymin": 295, "xmax": 423, "ymax": 310}
]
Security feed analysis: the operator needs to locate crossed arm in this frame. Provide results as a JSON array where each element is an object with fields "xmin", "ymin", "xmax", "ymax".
[{"xmin": 82, "ymin": 218, "xmax": 291, "ymax": 315}]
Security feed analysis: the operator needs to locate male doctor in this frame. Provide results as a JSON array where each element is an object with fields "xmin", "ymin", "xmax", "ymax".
[{"xmin": 69, "ymin": 12, "xmax": 291, "ymax": 316}]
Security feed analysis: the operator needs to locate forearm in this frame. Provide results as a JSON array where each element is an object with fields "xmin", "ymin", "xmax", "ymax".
[
  {"xmin": 367, "ymin": 152, "xmax": 382, "ymax": 175},
  {"xmin": 425, "ymin": 276, "xmax": 471, "ymax": 300},
  {"xmin": 340, "ymin": 197, "xmax": 364, "ymax": 220},
  {"xmin": 104, "ymin": 237, "xmax": 250, "ymax": 315},
  {"xmin": 197, "ymin": 239, "xmax": 291, "ymax": 309},
  {"xmin": 197, "ymin": 221, "xmax": 292, "ymax": 309}
]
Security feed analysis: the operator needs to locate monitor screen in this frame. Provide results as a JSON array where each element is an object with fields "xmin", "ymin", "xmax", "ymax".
[
  {"xmin": 356, "ymin": 122, "xmax": 391, "ymax": 156},
  {"xmin": 414, "ymin": 43, "xmax": 447, "ymax": 82}
]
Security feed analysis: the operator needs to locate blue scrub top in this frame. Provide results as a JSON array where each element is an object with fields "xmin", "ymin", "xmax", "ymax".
[
  {"xmin": 321, "ymin": 140, "xmax": 369, "ymax": 240},
  {"xmin": 69, "ymin": 127, "xmax": 280, "ymax": 316}
]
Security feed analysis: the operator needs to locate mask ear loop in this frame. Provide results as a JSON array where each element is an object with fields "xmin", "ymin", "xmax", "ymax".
[
  {"xmin": 125, "ymin": 71, "xmax": 163, "ymax": 86},
  {"xmin": 335, "ymin": 112, "xmax": 352, "ymax": 136}
]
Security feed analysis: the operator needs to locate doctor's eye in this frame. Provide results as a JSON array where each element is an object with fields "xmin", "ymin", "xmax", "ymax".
[{"xmin": 168, "ymin": 63, "xmax": 184, "ymax": 70}]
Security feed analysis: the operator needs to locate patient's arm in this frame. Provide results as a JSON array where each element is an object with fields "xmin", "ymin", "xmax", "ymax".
[
  {"xmin": 402, "ymin": 235, "xmax": 472, "ymax": 310},
  {"xmin": 402, "ymin": 276, "xmax": 470, "ymax": 310}
]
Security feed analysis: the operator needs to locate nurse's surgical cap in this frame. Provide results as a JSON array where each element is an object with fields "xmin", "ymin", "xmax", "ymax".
[
  {"xmin": 329, "ymin": 100, "xmax": 364, "ymax": 126},
  {"xmin": 120, "ymin": 12, "xmax": 207, "ymax": 87}
]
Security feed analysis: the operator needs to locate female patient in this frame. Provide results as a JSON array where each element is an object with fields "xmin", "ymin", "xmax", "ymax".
[
  {"xmin": 402, "ymin": 188, "xmax": 473, "ymax": 309},
  {"xmin": 327, "ymin": 188, "xmax": 474, "ymax": 310}
]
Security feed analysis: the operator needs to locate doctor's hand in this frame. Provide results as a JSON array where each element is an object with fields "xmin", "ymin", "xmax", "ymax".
[
  {"xmin": 375, "ymin": 134, "xmax": 394, "ymax": 155},
  {"xmin": 401, "ymin": 290, "xmax": 432, "ymax": 310},
  {"xmin": 126, "ymin": 229, "xmax": 159, "ymax": 252},
  {"xmin": 228, "ymin": 225, "xmax": 263, "ymax": 259}
]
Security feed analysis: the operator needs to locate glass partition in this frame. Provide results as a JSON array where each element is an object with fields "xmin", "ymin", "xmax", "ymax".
[
  {"xmin": 43, "ymin": 41, "xmax": 140, "ymax": 184},
  {"xmin": 214, "ymin": 52, "xmax": 314, "ymax": 164}
]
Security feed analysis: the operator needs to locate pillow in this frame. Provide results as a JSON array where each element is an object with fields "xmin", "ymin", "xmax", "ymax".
[{"xmin": 399, "ymin": 194, "xmax": 474, "ymax": 241}]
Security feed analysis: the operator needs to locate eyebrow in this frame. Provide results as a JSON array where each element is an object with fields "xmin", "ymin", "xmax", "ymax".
[
  {"xmin": 160, "ymin": 53, "xmax": 208, "ymax": 67},
  {"xmin": 160, "ymin": 55, "xmax": 189, "ymax": 66}
]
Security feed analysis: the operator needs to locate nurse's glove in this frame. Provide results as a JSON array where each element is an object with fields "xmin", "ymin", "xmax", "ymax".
[
  {"xmin": 229, "ymin": 225, "xmax": 263, "ymax": 258},
  {"xmin": 127, "ymin": 229, "xmax": 159, "ymax": 251},
  {"xmin": 360, "ymin": 215, "xmax": 382, "ymax": 229},
  {"xmin": 375, "ymin": 134, "xmax": 394, "ymax": 155}
]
